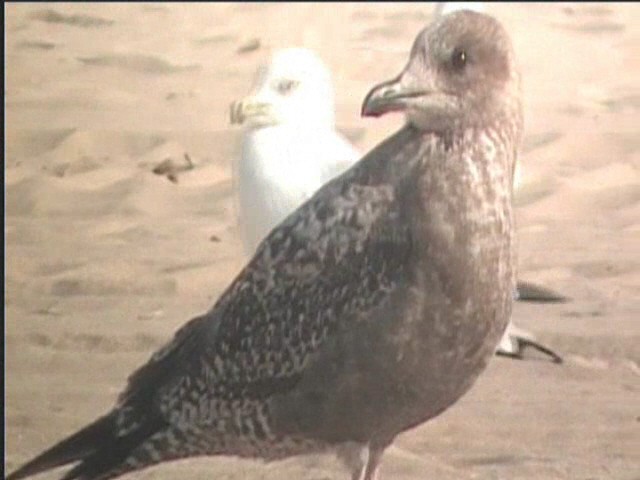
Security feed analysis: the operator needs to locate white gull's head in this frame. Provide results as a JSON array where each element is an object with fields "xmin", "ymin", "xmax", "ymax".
[
  {"xmin": 230, "ymin": 47, "xmax": 336, "ymax": 131},
  {"xmin": 434, "ymin": 2, "xmax": 485, "ymax": 17}
]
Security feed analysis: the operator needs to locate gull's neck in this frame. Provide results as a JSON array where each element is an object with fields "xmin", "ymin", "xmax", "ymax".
[{"xmin": 246, "ymin": 122, "xmax": 337, "ymax": 138}]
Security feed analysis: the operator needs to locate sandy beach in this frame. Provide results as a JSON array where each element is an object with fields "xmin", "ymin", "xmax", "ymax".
[{"xmin": 5, "ymin": 3, "xmax": 639, "ymax": 479}]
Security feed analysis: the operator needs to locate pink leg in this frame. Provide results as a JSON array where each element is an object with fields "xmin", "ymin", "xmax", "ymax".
[
  {"xmin": 336, "ymin": 443, "xmax": 365, "ymax": 480},
  {"xmin": 338, "ymin": 441, "xmax": 387, "ymax": 480},
  {"xmin": 361, "ymin": 444, "xmax": 385, "ymax": 480}
]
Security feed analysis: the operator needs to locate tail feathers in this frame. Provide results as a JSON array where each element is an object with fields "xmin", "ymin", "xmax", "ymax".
[
  {"xmin": 6, "ymin": 414, "xmax": 113, "ymax": 480},
  {"xmin": 6, "ymin": 411, "xmax": 163, "ymax": 480},
  {"xmin": 515, "ymin": 281, "xmax": 569, "ymax": 304}
]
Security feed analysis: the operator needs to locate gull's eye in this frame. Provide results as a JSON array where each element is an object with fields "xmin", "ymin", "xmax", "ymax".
[
  {"xmin": 451, "ymin": 47, "xmax": 468, "ymax": 71},
  {"xmin": 276, "ymin": 79, "xmax": 299, "ymax": 95}
]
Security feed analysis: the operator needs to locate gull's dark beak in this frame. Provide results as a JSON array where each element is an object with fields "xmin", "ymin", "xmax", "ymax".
[{"xmin": 361, "ymin": 72, "xmax": 429, "ymax": 118}]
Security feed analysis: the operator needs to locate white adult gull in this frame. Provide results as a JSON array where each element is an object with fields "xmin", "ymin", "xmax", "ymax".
[
  {"xmin": 230, "ymin": 47, "xmax": 360, "ymax": 256},
  {"xmin": 434, "ymin": 2, "xmax": 485, "ymax": 20}
]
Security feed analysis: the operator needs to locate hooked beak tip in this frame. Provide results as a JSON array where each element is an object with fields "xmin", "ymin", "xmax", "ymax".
[
  {"xmin": 361, "ymin": 79, "xmax": 397, "ymax": 118},
  {"xmin": 361, "ymin": 90, "xmax": 385, "ymax": 118},
  {"xmin": 361, "ymin": 75, "xmax": 427, "ymax": 119}
]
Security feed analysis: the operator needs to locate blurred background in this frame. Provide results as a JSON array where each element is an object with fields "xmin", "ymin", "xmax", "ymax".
[{"xmin": 5, "ymin": 3, "xmax": 639, "ymax": 479}]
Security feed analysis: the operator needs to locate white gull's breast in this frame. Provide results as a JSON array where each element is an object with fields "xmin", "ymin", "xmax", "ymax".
[{"xmin": 235, "ymin": 125, "xmax": 359, "ymax": 254}]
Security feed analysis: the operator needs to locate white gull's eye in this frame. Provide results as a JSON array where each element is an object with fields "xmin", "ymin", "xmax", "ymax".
[{"xmin": 275, "ymin": 79, "xmax": 299, "ymax": 95}]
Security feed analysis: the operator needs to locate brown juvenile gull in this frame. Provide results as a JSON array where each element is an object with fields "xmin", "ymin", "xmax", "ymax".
[
  {"xmin": 228, "ymin": 38, "xmax": 563, "ymax": 364},
  {"xmin": 7, "ymin": 11, "xmax": 521, "ymax": 480}
]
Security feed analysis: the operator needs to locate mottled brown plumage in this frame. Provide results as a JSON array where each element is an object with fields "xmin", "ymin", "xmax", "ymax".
[{"xmin": 7, "ymin": 11, "xmax": 523, "ymax": 480}]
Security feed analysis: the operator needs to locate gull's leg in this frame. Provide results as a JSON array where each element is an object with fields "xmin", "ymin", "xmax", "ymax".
[
  {"xmin": 336, "ymin": 442, "xmax": 368, "ymax": 480},
  {"xmin": 361, "ymin": 443, "xmax": 385, "ymax": 480}
]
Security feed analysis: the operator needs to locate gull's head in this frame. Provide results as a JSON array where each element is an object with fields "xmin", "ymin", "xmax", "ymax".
[
  {"xmin": 361, "ymin": 11, "xmax": 522, "ymax": 135},
  {"xmin": 434, "ymin": 2, "xmax": 485, "ymax": 17},
  {"xmin": 230, "ymin": 47, "xmax": 336, "ymax": 131}
]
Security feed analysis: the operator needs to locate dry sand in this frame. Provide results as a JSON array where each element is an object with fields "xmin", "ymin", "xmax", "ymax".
[{"xmin": 5, "ymin": 3, "xmax": 639, "ymax": 479}]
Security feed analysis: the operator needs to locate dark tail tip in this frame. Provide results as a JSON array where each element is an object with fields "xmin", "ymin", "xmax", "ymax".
[
  {"xmin": 6, "ymin": 414, "xmax": 113, "ymax": 480},
  {"xmin": 518, "ymin": 337, "xmax": 564, "ymax": 364},
  {"xmin": 515, "ymin": 281, "xmax": 569, "ymax": 304}
]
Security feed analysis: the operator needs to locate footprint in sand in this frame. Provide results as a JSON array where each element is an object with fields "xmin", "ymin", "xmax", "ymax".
[
  {"xmin": 22, "ymin": 332, "xmax": 165, "ymax": 354},
  {"xmin": 521, "ymin": 130, "xmax": 563, "ymax": 155},
  {"xmin": 572, "ymin": 260, "xmax": 639, "ymax": 279},
  {"xmin": 29, "ymin": 9, "xmax": 114, "ymax": 28},
  {"xmin": 195, "ymin": 33, "xmax": 237, "ymax": 46},
  {"xmin": 77, "ymin": 54, "xmax": 200, "ymax": 75},
  {"xmin": 49, "ymin": 274, "xmax": 177, "ymax": 297},
  {"xmin": 15, "ymin": 40, "xmax": 56, "ymax": 51},
  {"xmin": 554, "ymin": 4, "xmax": 624, "ymax": 34}
]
